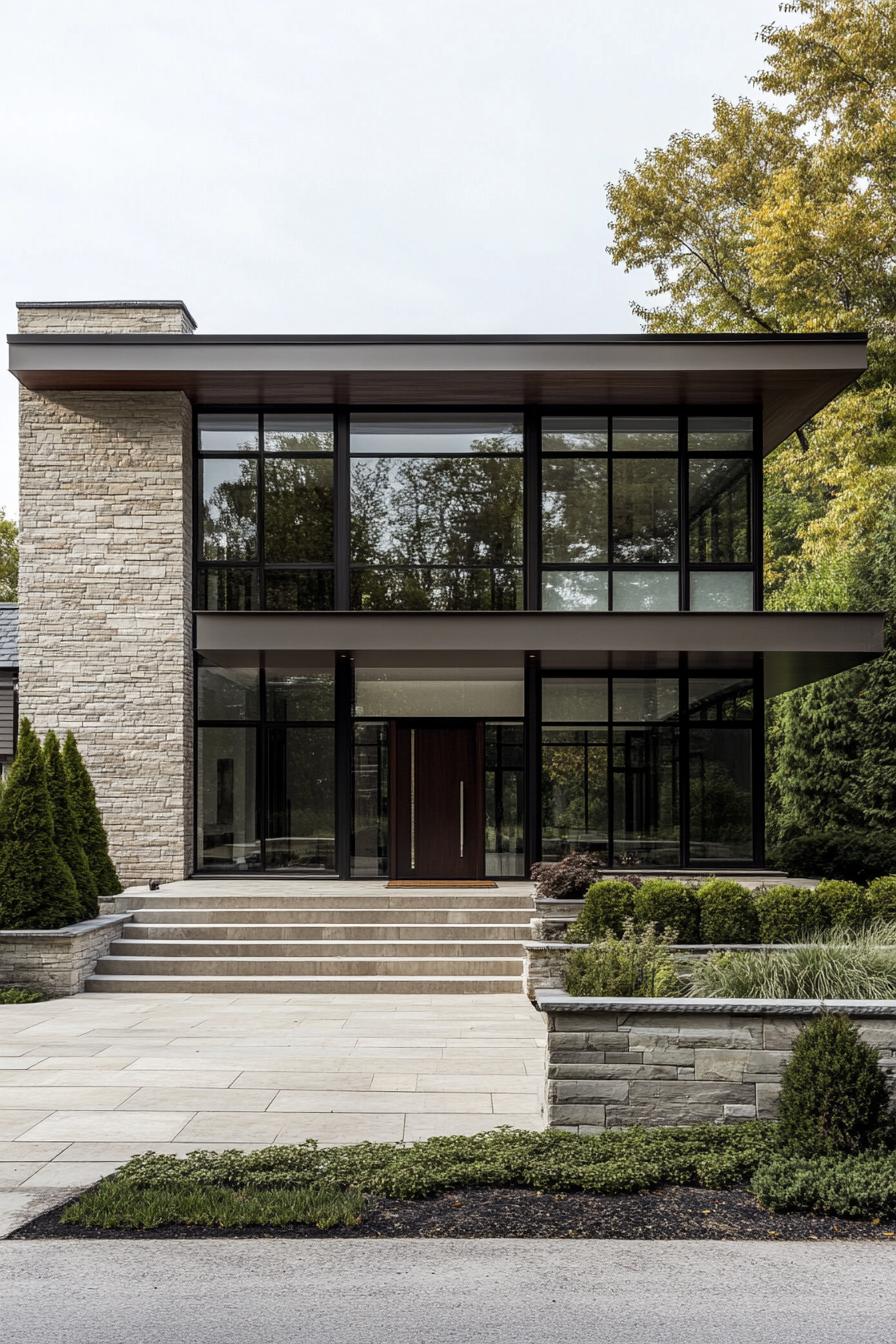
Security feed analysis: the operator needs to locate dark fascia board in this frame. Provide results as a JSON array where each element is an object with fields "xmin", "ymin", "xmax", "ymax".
[
  {"xmin": 7, "ymin": 330, "xmax": 869, "ymax": 345},
  {"xmin": 193, "ymin": 610, "xmax": 884, "ymax": 696},
  {"xmin": 8, "ymin": 331, "xmax": 867, "ymax": 454}
]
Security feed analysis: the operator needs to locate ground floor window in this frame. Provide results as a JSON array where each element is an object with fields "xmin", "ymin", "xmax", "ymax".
[{"xmin": 194, "ymin": 656, "xmax": 761, "ymax": 874}]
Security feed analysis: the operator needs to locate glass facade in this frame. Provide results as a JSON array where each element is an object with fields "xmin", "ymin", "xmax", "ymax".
[
  {"xmin": 192, "ymin": 409, "xmax": 762, "ymax": 874},
  {"xmin": 196, "ymin": 410, "xmax": 757, "ymax": 614},
  {"xmin": 540, "ymin": 671, "xmax": 758, "ymax": 866}
]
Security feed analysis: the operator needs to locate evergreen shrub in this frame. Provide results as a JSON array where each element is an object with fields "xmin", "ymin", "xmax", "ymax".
[
  {"xmin": 43, "ymin": 729, "xmax": 98, "ymax": 920},
  {"xmin": 776, "ymin": 1014, "xmax": 893, "ymax": 1158},
  {"xmin": 867, "ymin": 877, "xmax": 896, "ymax": 923},
  {"xmin": 62, "ymin": 732, "xmax": 122, "ymax": 898},
  {"xmin": 0, "ymin": 719, "xmax": 80, "ymax": 929},
  {"xmin": 754, "ymin": 884, "xmax": 827, "ymax": 942},
  {"xmin": 775, "ymin": 830, "xmax": 896, "ymax": 883},
  {"xmin": 696, "ymin": 879, "xmax": 758, "ymax": 943},
  {"xmin": 565, "ymin": 880, "xmax": 637, "ymax": 941},
  {"xmin": 814, "ymin": 879, "xmax": 868, "ymax": 929},
  {"xmin": 633, "ymin": 879, "xmax": 700, "ymax": 942}
]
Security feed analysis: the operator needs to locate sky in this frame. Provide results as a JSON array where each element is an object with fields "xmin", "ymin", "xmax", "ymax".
[{"xmin": 0, "ymin": 0, "xmax": 786, "ymax": 517}]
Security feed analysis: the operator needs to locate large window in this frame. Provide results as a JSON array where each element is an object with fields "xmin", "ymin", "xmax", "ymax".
[
  {"xmin": 197, "ymin": 413, "xmax": 334, "ymax": 611},
  {"xmin": 196, "ymin": 656, "xmax": 336, "ymax": 873},
  {"xmin": 195, "ymin": 409, "xmax": 757, "ymax": 613},
  {"xmin": 539, "ymin": 414, "xmax": 756, "ymax": 613},
  {"xmin": 350, "ymin": 414, "xmax": 524, "ymax": 610},
  {"xmin": 541, "ymin": 669, "xmax": 757, "ymax": 866}
]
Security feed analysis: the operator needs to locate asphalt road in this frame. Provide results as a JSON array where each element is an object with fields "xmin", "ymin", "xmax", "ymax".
[{"xmin": 4, "ymin": 1239, "xmax": 895, "ymax": 1343}]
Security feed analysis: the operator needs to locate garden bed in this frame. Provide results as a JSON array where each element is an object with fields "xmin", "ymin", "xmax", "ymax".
[{"xmin": 13, "ymin": 1184, "xmax": 896, "ymax": 1241}]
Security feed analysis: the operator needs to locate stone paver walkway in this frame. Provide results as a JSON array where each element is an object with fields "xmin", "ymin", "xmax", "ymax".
[{"xmin": 0, "ymin": 992, "xmax": 545, "ymax": 1207}]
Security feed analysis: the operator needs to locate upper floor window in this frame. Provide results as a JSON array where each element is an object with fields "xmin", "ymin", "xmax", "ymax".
[
  {"xmin": 194, "ymin": 409, "xmax": 757, "ymax": 613},
  {"xmin": 349, "ymin": 414, "xmax": 524, "ymax": 611},
  {"xmin": 197, "ymin": 413, "xmax": 335, "ymax": 611},
  {"xmin": 540, "ymin": 414, "xmax": 755, "ymax": 612}
]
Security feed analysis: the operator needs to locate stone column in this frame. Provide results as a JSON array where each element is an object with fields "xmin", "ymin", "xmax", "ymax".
[{"xmin": 17, "ymin": 301, "xmax": 195, "ymax": 884}]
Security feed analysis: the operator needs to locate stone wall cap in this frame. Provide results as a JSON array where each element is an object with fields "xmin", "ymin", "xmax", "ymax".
[
  {"xmin": 535, "ymin": 989, "xmax": 896, "ymax": 1016},
  {"xmin": 0, "ymin": 913, "xmax": 132, "ymax": 940},
  {"xmin": 16, "ymin": 300, "xmax": 197, "ymax": 329}
]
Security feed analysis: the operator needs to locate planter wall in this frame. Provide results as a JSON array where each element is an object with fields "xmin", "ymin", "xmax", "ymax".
[
  {"xmin": 537, "ymin": 990, "xmax": 896, "ymax": 1131},
  {"xmin": 0, "ymin": 913, "xmax": 133, "ymax": 997}
]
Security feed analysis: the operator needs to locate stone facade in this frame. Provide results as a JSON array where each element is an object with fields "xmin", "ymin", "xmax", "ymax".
[
  {"xmin": 16, "ymin": 300, "xmax": 195, "ymax": 334},
  {"xmin": 538, "ymin": 991, "xmax": 896, "ymax": 1131},
  {"xmin": 0, "ymin": 913, "xmax": 132, "ymax": 996},
  {"xmin": 18, "ymin": 303, "xmax": 194, "ymax": 884}
]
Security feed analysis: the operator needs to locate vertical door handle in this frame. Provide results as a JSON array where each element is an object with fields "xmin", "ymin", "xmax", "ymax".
[
  {"xmin": 410, "ymin": 729, "xmax": 416, "ymax": 871},
  {"xmin": 459, "ymin": 780, "xmax": 465, "ymax": 858}
]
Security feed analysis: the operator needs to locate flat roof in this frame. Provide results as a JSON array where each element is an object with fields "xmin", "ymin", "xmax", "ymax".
[
  {"xmin": 8, "ymin": 331, "xmax": 867, "ymax": 453},
  {"xmin": 193, "ymin": 610, "xmax": 884, "ymax": 696}
]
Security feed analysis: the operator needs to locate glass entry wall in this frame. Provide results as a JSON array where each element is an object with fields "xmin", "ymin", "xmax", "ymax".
[
  {"xmin": 196, "ymin": 655, "xmax": 336, "ymax": 873},
  {"xmin": 350, "ymin": 662, "xmax": 525, "ymax": 878},
  {"xmin": 541, "ymin": 665, "xmax": 759, "ymax": 867}
]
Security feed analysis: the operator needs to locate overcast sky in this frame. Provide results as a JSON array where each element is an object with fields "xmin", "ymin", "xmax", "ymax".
[{"xmin": 0, "ymin": 0, "xmax": 784, "ymax": 517}]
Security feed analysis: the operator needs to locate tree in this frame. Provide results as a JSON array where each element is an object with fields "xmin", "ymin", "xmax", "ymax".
[
  {"xmin": 606, "ymin": 0, "xmax": 896, "ymax": 838},
  {"xmin": 0, "ymin": 719, "xmax": 80, "ymax": 929},
  {"xmin": 0, "ymin": 509, "xmax": 18, "ymax": 602},
  {"xmin": 43, "ymin": 729, "xmax": 98, "ymax": 920},
  {"xmin": 61, "ymin": 732, "xmax": 122, "ymax": 898}
]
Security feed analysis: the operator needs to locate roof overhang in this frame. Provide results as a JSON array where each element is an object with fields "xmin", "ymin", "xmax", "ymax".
[
  {"xmin": 7, "ymin": 332, "xmax": 867, "ymax": 454},
  {"xmin": 193, "ymin": 610, "xmax": 885, "ymax": 696}
]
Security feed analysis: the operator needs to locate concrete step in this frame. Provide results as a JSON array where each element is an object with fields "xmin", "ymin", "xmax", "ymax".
[
  {"xmin": 85, "ymin": 974, "xmax": 523, "ymax": 994},
  {"xmin": 119, "ymin": 921, "xmax": 530, "ymax": 942},
  {"xmin": 114, "ymin": 892, "xmax": 534, "ymax": 912},
  {"xmin": 127, "ymin": 906, "xmax": 530, "ymax": 926},
  {"xmin": 94, "ymin": 954, "xmax": 523, "ymax": 977},
  {"xmin": 110, "ymin": 937, "xmax": 524, "ymax": 958}
]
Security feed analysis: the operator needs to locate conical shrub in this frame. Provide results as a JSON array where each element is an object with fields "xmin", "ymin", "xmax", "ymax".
[
  {"xmin": 44, "ymin": 729, "xmax": 98, "ymax": 920},
  {"xmin": 62, "ymin": 732, "xmax": 122, "ymax": 898},
  {"xmin": 777, "ymin": 1014, "xmax": 893, "ymax": 1157},
  {"xmin": 0, "ymin": 719, "xmax": 80, "ymax": 929}
]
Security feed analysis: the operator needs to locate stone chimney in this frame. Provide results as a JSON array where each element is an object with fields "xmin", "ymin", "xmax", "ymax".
[{"xmin": 16, "ymin": 300, "xmax": 196, "ymax": 335}]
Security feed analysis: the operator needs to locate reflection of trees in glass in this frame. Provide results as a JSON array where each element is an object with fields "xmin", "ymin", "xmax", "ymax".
[
  {"xmin": 202, "ymin": 460, "xmax": 257, "ymax": 560},
  {"xmin": 688, "ymin": 458, "xmax": 751, "ymax": 562},
  {"xmin": 612, "ymin": 459, "xmax": 678, "ymax": 563},
  {"xmin": 542, "ymin": 460, "xmax": 608, "ymax": 562},
  {"xmin": 689, "ymin": 730, "xmax": 752, "ymax": 850},
  {"xmin": 350, "ymin": 444, "xmax": 524, "ymax": 609},
  {"xmin": 542, "ymin": 733, "xmax": 609, "ymax": 843},
  {"xmin": 264, "ymin": 459, "xmax": 333, "ymax": 563},
  {"xmin": 265, "ymin": 430, "xmax": 333, "ymax": 453}
]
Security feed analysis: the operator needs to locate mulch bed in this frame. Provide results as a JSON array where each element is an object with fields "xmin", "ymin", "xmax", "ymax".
[{"xmin": 11, "ymin": 1185, "xmax": 896, "ymax": 1240}]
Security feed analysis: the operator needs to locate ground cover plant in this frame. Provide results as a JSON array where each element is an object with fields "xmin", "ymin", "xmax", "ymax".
[
  {"xmin": 687, "ymin": 924, "xmax": 896, "ymax": 1001},
  {"xmin": 61, "ymin": 1123, "xmax": 778, "ymax": 1230},
  {"xmin": 0, "ymin": 986, "xmax": 45, "ymax": 1004}
]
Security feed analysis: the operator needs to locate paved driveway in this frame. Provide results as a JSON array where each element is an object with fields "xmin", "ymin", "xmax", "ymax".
[
  {"xmin": 0, "ymin": 990, "xmax": 544, "ymax": 1223},
  {"xmin": 4, "ymin": 1240, "xmax": 895, "ymax": 1344}
]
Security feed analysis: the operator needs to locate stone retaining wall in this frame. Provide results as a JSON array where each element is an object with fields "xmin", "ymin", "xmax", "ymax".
[
  {"xmin": 0, "ymin": 914, "xmax": 133, "ymax": 996},
  {"xmin": 536, "ymin": 991, "xmax": 896, "ymax": 1131}
]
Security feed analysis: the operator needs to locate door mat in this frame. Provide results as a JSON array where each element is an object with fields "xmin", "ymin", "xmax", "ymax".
[{"xmin": 385, "ymin": 880, "xmax": 498, "ymax": 889}]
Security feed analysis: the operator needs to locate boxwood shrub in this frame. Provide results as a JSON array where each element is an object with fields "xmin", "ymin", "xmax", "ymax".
[
  {"xmin": 633, "ymin": 879, "xmax": 700, "ymax": 943},
  {"xmin": 774, "ymin": 830, "xmax": 896, "ymax": 883},
  {"xmin": 813, "ymin": 879, "xmax": 869, "ymax": 928},
  {"xmin": 565, "ymin": 880, "xmax": 638, "ymax": 942},
  {"xmin": 867, "ymin": 876, "xmax": 896, "ymax": 923},
  {"xmin": 753, "ymin": 884, "xmax": 827, "ymax": 943},
  {"xmin": 696, "ymin": 879, "xmax": 759, "ymax": 944}
]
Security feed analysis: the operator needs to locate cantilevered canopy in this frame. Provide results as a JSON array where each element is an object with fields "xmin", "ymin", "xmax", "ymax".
[
  {"xmin": 193, "ymin": 610, "xmax": 884, "ymax": 697},
  {"xmin": 7, "ymin": 331, "xmax": 867, "ymax": 454}
]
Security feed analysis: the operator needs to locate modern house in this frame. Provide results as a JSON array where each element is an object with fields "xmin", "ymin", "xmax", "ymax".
[{"xmin": 7, "ymin": 301, "xmax": 884, "ymax": 888}]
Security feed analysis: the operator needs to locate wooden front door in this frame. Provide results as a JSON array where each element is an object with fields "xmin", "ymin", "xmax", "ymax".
[{"xmin": 391, "ymin": 722, "xmax": 484, "ymax": 880}]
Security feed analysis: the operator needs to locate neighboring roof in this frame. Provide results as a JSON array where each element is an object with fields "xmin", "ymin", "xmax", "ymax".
[
  {"xmin": 194, "ymin": 609, "xmax": 884, "ymax": 697},
  {"xmin": 7, "ymin": 331, "xmax": 867, "ymax": 454},
  {"xmin": 0, "ymin": 603, "xmax": 18, "ymax": 668}
]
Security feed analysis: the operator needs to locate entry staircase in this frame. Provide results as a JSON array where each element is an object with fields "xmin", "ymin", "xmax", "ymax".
[{"xmin": 86, "ymin": 882, "xmax": 534, "ymax": 993}]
